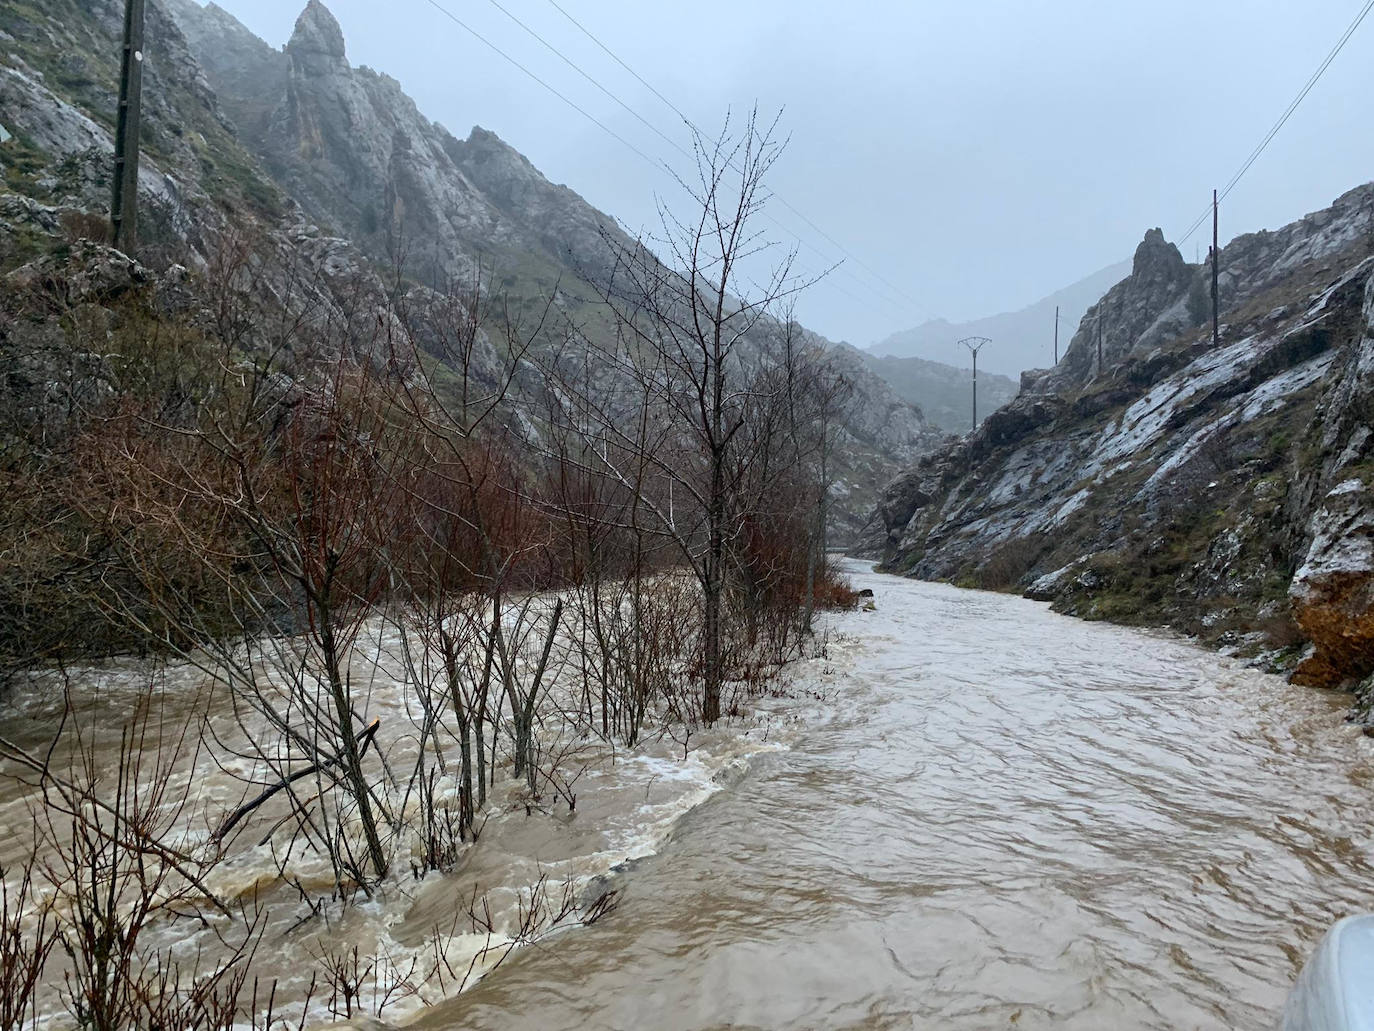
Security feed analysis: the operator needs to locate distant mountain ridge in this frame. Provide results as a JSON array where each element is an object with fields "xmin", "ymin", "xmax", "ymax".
[{"xmin": 871, "ymin": 259, "xmax": 1132, "ymax": 378}]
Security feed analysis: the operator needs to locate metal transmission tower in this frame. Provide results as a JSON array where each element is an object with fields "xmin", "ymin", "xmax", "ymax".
[
  {"xmin": 959, "ymin": 336, "xmax": 991, "ymax": 433},
  {"xmin": 111, "ymin": 0, "xmax": 146, "ymax": 253}
]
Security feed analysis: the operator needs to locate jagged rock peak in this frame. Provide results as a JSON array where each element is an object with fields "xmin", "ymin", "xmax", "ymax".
[
  {"xmin": 1132, "ymin": 227, "xmax": 1184, "ymax": 277},
  {"xmin": 288, "ymin": 1, "xmax": 347, "ymax": 64}
]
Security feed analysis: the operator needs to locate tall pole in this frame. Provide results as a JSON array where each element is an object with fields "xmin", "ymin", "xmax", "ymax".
[
  {"xmin": 1211, "ymin": 188, "xmax": 1220, "ymax": 348},
  {"xmin": 959, "ymin": 336, "xmax": 990, "ymax": 433},
  {"xmin": 1053, "ymin": 304, "xmax": 1060, "ymax": 364},
  {"xmin": 111, "ymin": 0, "xmax": 147, "ymax": 253},
  {"xmin": 1096, "ymin": 311, "xmax": 1103, "ymax": 376}
]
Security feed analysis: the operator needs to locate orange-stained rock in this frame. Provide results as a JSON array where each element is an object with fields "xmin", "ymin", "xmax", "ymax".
[{"xmin": 1290, "ymin": 478, "xmax": 1374, "ymax": 687}]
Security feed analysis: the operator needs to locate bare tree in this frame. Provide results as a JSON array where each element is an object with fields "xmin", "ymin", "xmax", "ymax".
[
  {"xmin": 1, "ymin": 682, "xmax": 266, "ymax": 1031},
  {"xmin": 551, "ymin": 109, "xmax": 812, "ymax": 722}
]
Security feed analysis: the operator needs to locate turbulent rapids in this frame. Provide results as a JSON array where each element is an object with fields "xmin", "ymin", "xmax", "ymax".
[{"xmin": 3, "ymin": 562, "xmax": 1371, "ymax": 1030}]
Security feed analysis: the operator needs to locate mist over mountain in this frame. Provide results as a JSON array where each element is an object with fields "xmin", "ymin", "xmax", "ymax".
[
  {"xmin": 870, "ymin": 260, "xmax": 1132, "ymax": 378},
  {"xmin": 844, "ymin": 347, "xmax": 1018, "ymax": 434}
]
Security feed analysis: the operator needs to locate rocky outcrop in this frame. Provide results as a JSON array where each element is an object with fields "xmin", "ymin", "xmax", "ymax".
[
  {"xmin": 0, "ymin": 0, "xmax": 286, "ymax": 255},
  {"xmin": 1289, "ymin": 269, "xmax": 1374, "ymax": 686},
  {"xmin": 864, "ymin": 186, "xmax": 1374, "ymax": 683},
  {"xmin": 163, "ymin": 0, "xmax": 939, "ymax": 532},
  {"xmin": 259, "ymin": 3, "xmax": 495, "ymax": 281},
  {"xmin": 5, "ymin": 238, "xmax": 151, "ymax": 304},
  {"xmin": 169, "ymin": 0, "xmax": 627, "ymax": 290},
  {"xmin": 163, "ymin": 0, "xmax": 289, "ymax": 150},
  {"xmin": 1290, "ymin": 480, "xmax": 1374, "ymax": 685},
  {"xmin": 1033, "ymin": 228, "xmax": 1197, "ymax": 391},
  {"xmin": 870, "ymin": 258, "xmax": 1132, "ymax": 378}
]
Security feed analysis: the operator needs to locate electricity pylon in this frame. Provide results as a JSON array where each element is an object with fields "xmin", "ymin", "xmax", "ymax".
[{"xmin": 959, "ymin": 336, "xmax": 991, "ymax": 433}]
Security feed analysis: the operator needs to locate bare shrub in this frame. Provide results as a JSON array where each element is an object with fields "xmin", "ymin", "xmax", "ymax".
[
  {"xmin": 58, "ymin": 209, "xmax": 111, "ymax": 246},
  {"xmin": 0, "ymin": 685, "xmax": 268, "ymax": 1031},
  {"xmin": 0, "ymin": 851, "xmax": 57, "ymax": 1031},
  {"xmin": 974, "ymin": 535, "xmax": 1047, "ymax": 591}
]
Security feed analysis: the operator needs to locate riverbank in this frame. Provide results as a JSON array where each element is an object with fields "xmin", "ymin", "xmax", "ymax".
[
  {"xmin": 7, "ymin": 564, "xmax": 1369, "ymax": 1028},
  {"xmin": 860, "ymin": 192, "xmax": 1374, "ymax": 699}
]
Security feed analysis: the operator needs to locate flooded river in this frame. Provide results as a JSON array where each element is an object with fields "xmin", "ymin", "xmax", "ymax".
[
  {"xmin": 418, "ymin": 564, "xmax": 1374, "ymax": 1030},
  {"xmin": 2, "ymin": 564, "xmax": 1371, "ymax": 1030}
]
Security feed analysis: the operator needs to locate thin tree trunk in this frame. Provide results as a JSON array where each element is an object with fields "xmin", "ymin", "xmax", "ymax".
[
  {"xmin": 318, "ymin": 607, "xmax": 387, "ymax": 882},
  {"xmin": 440, "ymin": 628, "xmax": 476, "ymax": 839}
]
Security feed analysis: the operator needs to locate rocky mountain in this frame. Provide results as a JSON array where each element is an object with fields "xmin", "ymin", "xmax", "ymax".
[
  {"xmin": 849, "ymin": 345, "xmax": 1018, "ymax": 434},
  {"xmin": 0, "ymin": 0, "xmax": 939, "ymax": 535},
  {"xmin": 861, "ymin": 183, "xmax": 1374, "ymax": 709},
  {"xmin": 870, "ymin": 258, "xmax": 1132, "ymax": 378},
  {"xmin": 165, "ymin": 0, "xmax": 626, "ymax": 298}
]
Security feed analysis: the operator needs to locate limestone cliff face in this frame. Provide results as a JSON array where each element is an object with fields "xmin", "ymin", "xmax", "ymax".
[
  {"xmin": 169, "ymin": 0, "xmax": 625, "ymax": 288},
  {"xmin": 0, "ymin": 0, "xmax": 278, "ymax": 247},
  {"xmin": 864, "ymin": 185, "xmax": 1374, "ymax": 691},
  {"xmin": 4, "ymin": 0, "xmax": 936, "ymax": 534},
  {"xmin": 1289, "ymin": 269, "xmax": 1374, "ymax": 688},
  {"xmin": 264, "ymin": 2, "xmax": 500, "ymax": 282}
]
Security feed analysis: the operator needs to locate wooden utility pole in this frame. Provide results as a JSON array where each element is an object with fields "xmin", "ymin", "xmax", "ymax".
[
  {"xmin": 111, "ymin": 0, "xmax": 146, "ymax": 253},
  {"xmin": 1053, "ymin": 304, "xmax": 1060, "ymax": 364},
  {"xmin": 959, "ymin": 336, "xmax": 990, "ymax": 433},
  {"xmin": 1096, "ymin": 311, "xmax": 1103, "ymax": 376},
  {"xmin": 1211, "ymin": 188, "xmax": 1220, "ymax": 348}
]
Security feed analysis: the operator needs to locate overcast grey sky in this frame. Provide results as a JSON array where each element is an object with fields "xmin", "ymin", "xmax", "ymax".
[{"xmin": 207, "ymin": 0, "xmax": 1374, "ymax": 347}]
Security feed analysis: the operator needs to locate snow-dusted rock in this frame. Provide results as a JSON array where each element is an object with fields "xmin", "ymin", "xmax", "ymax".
[
  {"xmin": 1045, "ymin": 228, "xmax": 1197, "ymax": 391},
  {"xmin": 1025, "ymin": 561, "xmax": 1080, "ymax": 602},
  {"xmin": 865, "ymin": 183, "xmax": 1374, "ymax": 671}
]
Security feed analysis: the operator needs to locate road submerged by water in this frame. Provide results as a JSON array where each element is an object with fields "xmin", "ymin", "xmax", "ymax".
[{"xmin": 422, "ymin": 561, "xmax": 1374, "ymax": 1031}]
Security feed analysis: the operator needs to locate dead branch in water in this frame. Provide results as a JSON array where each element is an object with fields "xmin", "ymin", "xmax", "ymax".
[{"xmin": 210, "ymin": 718, "xmax": 381, "ymax": 844}]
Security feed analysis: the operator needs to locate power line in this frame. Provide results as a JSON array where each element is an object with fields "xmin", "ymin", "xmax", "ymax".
[
  {"xmin": 423, "ymin": 0, "xmax": 1370, "ymax": 330},
  {"xmin": 543, "ymin": 0, "xmax": 696, "ymax": 133},
  {"xmin": 416, "ymin": 0, "xmax": 669, "ymax": 178},
  {"xmin": 472, "ymin": 0, "xmax": 920, "ymax": 317},
  {"xmin": 419, "ymin": 0, "xmax": 929, "ymax": 325},
  {"xmin": 478, "ymin": 0, "xmax": 695, "ymax": 167},
  {"xmin": 539, "ymin": 0, "xmax": 934, "ymax": 320},
  {"xmin": 787, "ymin": 255, "xmax": 917, "ymax": 317},
  {"xmin": 1178, "ymin": 0, "xmax": 1374, "ymax": 244}
]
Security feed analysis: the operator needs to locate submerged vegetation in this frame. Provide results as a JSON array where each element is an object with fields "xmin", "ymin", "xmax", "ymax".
[{"xmin": 0, "ymin": 114, "xmax": 860, "ymax": 1025}]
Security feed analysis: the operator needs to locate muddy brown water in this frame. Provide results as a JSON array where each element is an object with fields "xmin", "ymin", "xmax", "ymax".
[
  {"xmin": 415, "ymin": 566, "xmax": 1373, "ymax": 1031},
  {"xmin": 2, "ymin": 566, "xmax": 1370, "ymax": 1030}
]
